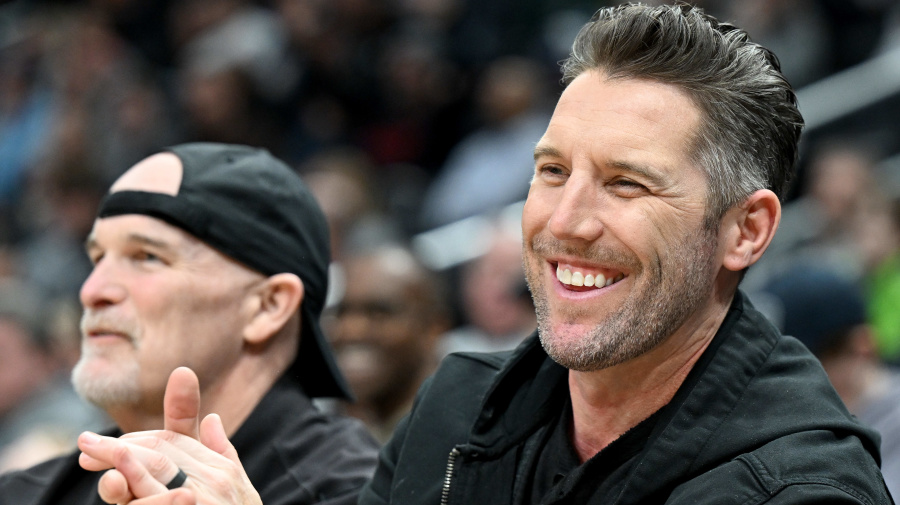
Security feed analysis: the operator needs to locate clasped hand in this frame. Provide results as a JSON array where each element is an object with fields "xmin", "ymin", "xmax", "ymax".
[{"xmin": 77, "ymin": 367, "xmax": 262, "ymax": 505}]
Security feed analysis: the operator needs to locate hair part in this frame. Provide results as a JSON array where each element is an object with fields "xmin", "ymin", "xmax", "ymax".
[{"xmin": 561, "ymin": 2, "xmax": 804, "ymax": 227}]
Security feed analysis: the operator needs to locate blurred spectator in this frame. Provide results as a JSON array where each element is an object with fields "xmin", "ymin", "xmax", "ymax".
[
  {"xmin": 173, "ymin": 0, "xmax": 296, "ymax": 151},
  {"xmin": 744, "ymin": 138, "xmax": 885, "ymax": 292},
  {"xmin": 863, "ymin": 197, "xmax": 900, "ymax": 363},
  {"xmin": 301, "ymin": 148, "xmax": 393, "ymax": 261},
  {"xmin": 441, "ymin": 219, "xmax": 536, "ymax": 356},
  {"xmin": 359, "ymin": 28, "xmax": 466, "ymax": 172},
  {"xmin": 0, "ymin": 278, "xmax": 108, "ymax": 473},
  {"xmin": 717, "ymin": 0, "xmax": 831, "ymax": 87},
  {"xmin": 420, "ymin": 56, "xmax": 553, "ymax": 228},
  {"xmin": 323, "ymin": 243, "xmax": 451, "ymax": 443},
  {"xmin": 17, "ymin": 154, "xmax": 104, "ymax": 301},
  {"xmin": 757, "ymin": 267, "xmax": 900, "ymax": 499}
]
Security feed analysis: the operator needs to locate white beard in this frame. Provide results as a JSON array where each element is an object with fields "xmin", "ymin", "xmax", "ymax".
[{"xmin": 71, "ymin": 342, "xmax": 142, "ymax": 408}]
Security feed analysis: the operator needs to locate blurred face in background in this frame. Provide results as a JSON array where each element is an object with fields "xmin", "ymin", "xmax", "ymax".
[{"xmin": 326, "ymin": 249, "xmax": 445, "ymax": 408}]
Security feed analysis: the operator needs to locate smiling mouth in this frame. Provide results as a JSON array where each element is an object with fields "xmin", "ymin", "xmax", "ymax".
[
  {"xmin": 555, "ymin": 263, "xmax": 625, "ymax": 289},
  {"xmin": 85, "ymin": 328, "xmax": 131, "ymax": 341}
]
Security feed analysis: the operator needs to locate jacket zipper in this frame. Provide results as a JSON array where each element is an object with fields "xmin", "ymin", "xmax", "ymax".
[{"xmin": 441, "ymin": 447, "xmax": 460, "ymax": 505}]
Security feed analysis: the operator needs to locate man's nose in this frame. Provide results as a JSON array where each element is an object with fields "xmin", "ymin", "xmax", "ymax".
[
  {"xmin": 547, "ymin": 173, "xmax": 605, "ymax": 243},
  {"xmin": 79, "ymin": 258, "xmax": 127, "ymax": 310}
]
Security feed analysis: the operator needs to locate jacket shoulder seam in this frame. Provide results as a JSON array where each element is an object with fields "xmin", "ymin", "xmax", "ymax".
[{"xmin": 739, "ymin": 453, "xmax": 875, "ymax": 505}]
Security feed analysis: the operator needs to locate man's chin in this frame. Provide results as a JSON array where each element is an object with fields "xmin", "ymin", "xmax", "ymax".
[{"xmin": 71, "ymin": 361, "xmax": 141, "ymax": 408}]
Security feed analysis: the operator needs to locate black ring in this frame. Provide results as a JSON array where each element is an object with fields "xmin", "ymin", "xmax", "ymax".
[{"xmin": 165, "ymin": 468, "xmax": 188, "ymax": 490}]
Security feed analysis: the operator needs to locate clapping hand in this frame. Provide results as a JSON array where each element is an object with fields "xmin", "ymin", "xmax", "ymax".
[{"xmin": 77, "ymin": 367, "xmax": 262, "ymax": 505}]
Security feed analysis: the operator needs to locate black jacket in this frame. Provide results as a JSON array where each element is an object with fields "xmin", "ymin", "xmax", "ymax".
[
  {"xmin": 0, "ymin": 376, "xmax": 379, "ymax": 505},
  {"xmin": 360, "ymin": 291, "xmax": 894, "ymax": 504}
]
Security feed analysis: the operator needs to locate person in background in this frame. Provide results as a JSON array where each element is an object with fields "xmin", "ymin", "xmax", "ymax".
[
  {"xmin": 324, "ymin": 242, "xmax": 451, "ymax": 444},
  {"xmin": 420, "ymin": 56, "xmax": 553, "ymax": 228},
  {"xmin": 0, "ymin": 143, "xmax": 379, "ymax": 504},
  {"xmin": 440, "ymin": 221, "xmax": 536, "ymax": 356},
  {"xmin": 0, "ymin": 277, "xmax": 109, "ymax": 473},
  {"xmin": 760, "ymin": 267, "xmax": 900, "ymax": 499}
]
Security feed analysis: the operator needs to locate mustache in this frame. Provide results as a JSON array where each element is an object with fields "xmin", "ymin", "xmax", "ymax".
[
  {"xmin": 529, "ymin": 233, "xmax": 640, "ymax": 271},
  {"xmin": 80, "ymin": 311, "xmax": 137, "ymax": 342}
]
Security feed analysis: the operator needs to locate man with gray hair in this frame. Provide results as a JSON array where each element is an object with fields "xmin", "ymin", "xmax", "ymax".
[
  {"xmin": 360, "ymin": 3, "xmax": 891, "ymax": 503},
  {"xmin": 0, "ymin": 143, "xmax": 379, "ymax": 504},
  {"xmin": 73, "ymin": 4, "xmax": 893, "ymax": 504}
]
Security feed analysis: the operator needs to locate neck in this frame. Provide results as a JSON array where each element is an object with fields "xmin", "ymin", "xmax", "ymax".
[
  {"xmin": 111, "ymin": 358, "xmax": 283, "ymax": 435},
  {"xmin": 567, "ymin": 294, "xmax": 730, "ymax": 463}
]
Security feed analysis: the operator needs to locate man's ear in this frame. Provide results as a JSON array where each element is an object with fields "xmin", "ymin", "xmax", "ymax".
[
  {"xmin": 721, "ymin": 189, "xmax": 781, "ymax": 272},
  {"xmin": 243, "ymin": 273, "xmax": 304, "ymax": 345}
]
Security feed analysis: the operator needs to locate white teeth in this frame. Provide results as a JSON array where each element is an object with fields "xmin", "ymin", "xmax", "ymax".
[
  {"xmin": 556, "ymin": 266, "xmax": 620, "ymax": 289},
  {"xmin": 571, "ymin": 272, "xmax": 584, "ymax": 286}
]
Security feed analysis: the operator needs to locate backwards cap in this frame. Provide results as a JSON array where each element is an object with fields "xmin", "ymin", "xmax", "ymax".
[{"xmin": 97, "ymin": 142, "xmax": 351, "ymax": 398}]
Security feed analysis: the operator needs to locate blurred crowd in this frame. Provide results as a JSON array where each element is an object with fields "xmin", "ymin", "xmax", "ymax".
[{"xmin": 2, "ymin": 0, "xmax": 900, "ymax": 478}]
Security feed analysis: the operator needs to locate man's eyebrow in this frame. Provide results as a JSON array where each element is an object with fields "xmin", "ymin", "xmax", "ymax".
[
  {"xmin": 126, "ymin": 233, "xmax": 171, "ymax": 249},
  {"xmin": 533, "ymin": 144, "xmax": 670, "ymax": 187},
  {"xmin": 608, "ymin": 160, "xmax": 669, "ymax": 187},
  {"xmin": 84, "ymin": 232, "xmax": 173, "ymax": 251},
  {"xmin": 533, "ymin": 145, "xmax": 563, "ymax": 161}
]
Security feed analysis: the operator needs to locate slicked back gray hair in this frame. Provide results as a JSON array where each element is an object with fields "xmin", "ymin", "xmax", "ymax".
[{"xmin": 562, "ymin": 2, "xmax": 804, "ymax": 227}]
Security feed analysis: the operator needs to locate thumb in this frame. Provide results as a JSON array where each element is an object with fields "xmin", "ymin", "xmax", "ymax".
[
  {"xmin": 199, "ymin": 414, "xmax": 240, "ymax": 463},
  {"xmin": 97, "ymin": 469, "xmax": 134, "ymax": 504},
  {"xmin": 164, "ymin": 367, "xmax": 201, "ymax": 439}
]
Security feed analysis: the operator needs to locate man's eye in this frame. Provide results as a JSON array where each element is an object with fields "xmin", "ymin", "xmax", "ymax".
[
  {"xmin": 610, "ymin": 178, "xmax": 648, "ymax": 195},
  {"xmin": 135, "ymin": 251, "xmax": 162, "ymax": 263},
  {"xmin": 540, "ymin": 165, "xmax": 566, "ymax": 176},
  {"xmin": 534, "ymin": 164, "xmax": 568, "ymax": 183}
]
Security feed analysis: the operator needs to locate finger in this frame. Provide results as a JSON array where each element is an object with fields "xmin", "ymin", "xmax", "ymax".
[
  {"xmin": 130, "ymin": 488, "xmax": 197, "ymax": 505},
  {"xmin": 199, "ymin": 414, "xmax": 235, "ymax": 459},
  {"xmin": 78, "ymin": 432, "xmax": 114, "ymax": 471},
  {"xmin": 97, "ymin": 469, "xmax": 134, "ymax": 504},
  {"xmin": 79, "ymin": 434, "xmax": 177, "ymax": 498},
  {"xmin": 164, "ymin": 367, "xmax": 201, "ymax": 439}
]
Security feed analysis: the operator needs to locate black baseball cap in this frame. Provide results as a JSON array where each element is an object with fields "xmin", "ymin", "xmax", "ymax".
[{"xmin": 97, "ymin": 142, "xmax": 351, "ymax": 399}]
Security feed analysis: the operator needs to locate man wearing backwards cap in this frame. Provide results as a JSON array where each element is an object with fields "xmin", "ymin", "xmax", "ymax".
[{"xmin": 0, "ymin": 143, "xmax": 379, "ymax": 504}]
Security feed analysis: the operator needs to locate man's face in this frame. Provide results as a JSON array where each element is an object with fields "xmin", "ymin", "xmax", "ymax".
[
  {"xmin": 523, "ymin": 71, "xmax": 723, "ymax": 372},
  {"xmin": 326, "ymin": 253, "xmax": 437, "ymax": 406},
  {"xmin": 72, "ymin": 155, "xmax": 263, "ymax": 413}
]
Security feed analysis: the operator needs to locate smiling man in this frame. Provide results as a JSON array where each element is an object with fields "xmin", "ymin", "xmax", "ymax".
[
  {"xmin": 61, "ymin": 4, "xmax": 893, "ymax": 505},
  {"xmin": 0, "ymin": 143, "xmax": 379, "ymax": 504},
  {"xmin": 358, "ymin": 4, "xmax": 893, "ymax": 504}
]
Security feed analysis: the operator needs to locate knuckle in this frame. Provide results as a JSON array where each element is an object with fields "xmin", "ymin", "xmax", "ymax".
[
  {"xmin": 146, "ymin": 453, "xmax": 170, "ymax": 477},
  {"xmin": 144, "ymin": 436, "xmax": 166, "ymax": 451},
  {"xmin": 111, "ymin": 444, "xmax": 131, "ymax": 465},
  {"xmin": 207, "ymin": 473, "xmax": 233, "ymax": 492}
]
